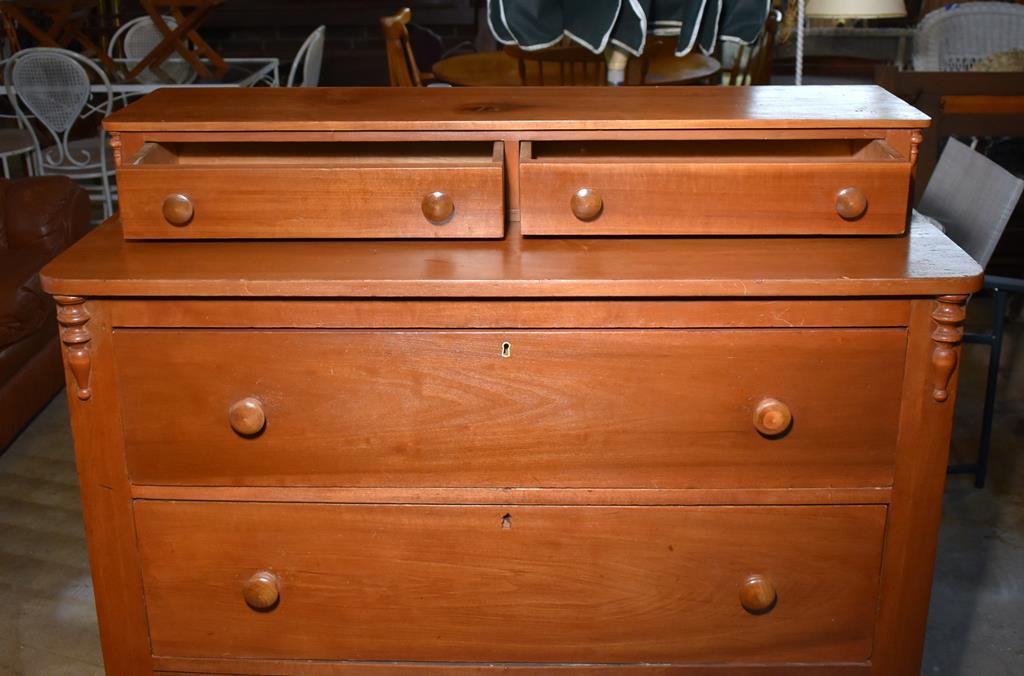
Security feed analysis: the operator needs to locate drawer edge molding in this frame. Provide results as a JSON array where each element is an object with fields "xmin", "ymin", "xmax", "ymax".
[
  {"xmin": 154, "ymin": 657, "xmax": 872, "ymax": 675},
  {"xmin": 105, "ymin": 299, "xmax": 913, "ymax": 330},
  {"xmin": 129, "ymin": 485, "xmax": 893, "ymax": 506}
]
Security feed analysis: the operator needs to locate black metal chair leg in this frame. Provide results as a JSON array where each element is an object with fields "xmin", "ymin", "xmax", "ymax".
[{"xmin": 974, "ymin": 288, "xmax": 1008, "ymax": 488}]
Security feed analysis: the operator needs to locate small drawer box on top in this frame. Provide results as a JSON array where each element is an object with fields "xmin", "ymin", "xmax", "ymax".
[
  {"xmin": 105, "ymin": 85, "xmax": 927, "ymax": 240},
  {"xmin": 117, "ymin": 140, "xmax": 505, "ymax": 239},
  {"xmin": 518, "ymin": 137, "xmax": 912, "ymax": 235}
]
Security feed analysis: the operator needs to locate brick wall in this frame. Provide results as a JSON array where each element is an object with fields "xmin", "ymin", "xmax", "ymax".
[{"xmin": 116, "ymin": 0, "xmax": 481, "ymax": 86}]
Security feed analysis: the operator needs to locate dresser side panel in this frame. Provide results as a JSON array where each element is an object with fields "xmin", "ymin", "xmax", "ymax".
[
  {"xmin": 872, "ymin": 296, "xmax": 966, "ymax": 675},
  {"xmin": 55, "ymin": 298, "xmax": 153, "ymax": 674}
]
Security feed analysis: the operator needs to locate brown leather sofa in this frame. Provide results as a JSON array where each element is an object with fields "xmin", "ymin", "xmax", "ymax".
[{"xmin": 0, "ymin": 176, "xmax": 90, "ymax": 452}]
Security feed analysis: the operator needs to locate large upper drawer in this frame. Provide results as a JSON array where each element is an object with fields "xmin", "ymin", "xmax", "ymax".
[
  {"xmin": 519, "ymin": 138, "xmax": 912, "ymax": 235},
  {"xmin": 114, "ymin": 328, "xmax": 906, "ymax": 488},
  {"xmin": 135, "ymin": 502, "xmax": 886, "ymax": 663},
  {"xmin": 117, "ymin": 141, "xmax": 505, "ymax": 239}
]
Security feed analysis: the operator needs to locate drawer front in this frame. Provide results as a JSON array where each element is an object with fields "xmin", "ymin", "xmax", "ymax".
[
  {"xmin": 519, "ymin": 141, "xmax": 910, "ymax": 236},
  {"xmin": 115, "ymin": 329, "xmax": 905, "ymax": 488},
  {"xmin": 136, "ymin": 502, "xmax": 886, "ymax": 663},
  {"xmin": 117, "ymin": 142, "xmax": 504, "ymax": 239}
]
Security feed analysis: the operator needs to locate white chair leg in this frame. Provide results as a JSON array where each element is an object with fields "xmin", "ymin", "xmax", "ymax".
[{"xmin": 1, "ymin": 155, "xmax": 10, "ymax": 179}]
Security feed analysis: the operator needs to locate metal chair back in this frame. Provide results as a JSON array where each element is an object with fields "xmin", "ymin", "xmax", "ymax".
[
  {"xmin": 109, "ymin": 15, "xmax": 196, "ymax": 84},
  {"xmin": 4, "ymin": 47, "xmax": 115, "ymax": 216},
  {"xmin": 918, "ymin": 138, "xmax": 1024, "ymax": 269},
  {"xmin": 287, "ymin": 25, "xmax": 326, "ymax": 87}
]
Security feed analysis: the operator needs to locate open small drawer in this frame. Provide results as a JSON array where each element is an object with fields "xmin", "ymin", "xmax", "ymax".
[
  {"xmin": 519, "ymin": 138, "xmax": 911, "ymax": 236},
  {"xmin": 117, "ymin": 140, "xmax": 505, "ymax": 239}
]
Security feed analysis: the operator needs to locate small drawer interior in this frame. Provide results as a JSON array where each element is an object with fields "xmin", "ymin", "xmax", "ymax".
[
  {"xmin": 131, "ymin": 140, "xmax": 503, "ymax": 167},
  {"xmin": 524, "ymin": 138, "xmax": 905, "ymax": 164}
]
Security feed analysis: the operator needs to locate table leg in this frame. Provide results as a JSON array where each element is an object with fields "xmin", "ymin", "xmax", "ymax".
[
  {"xmin": 1, "ymin": 2, "xmax": 118, "ymax": 75},
  {"xmin": 129, "ymin": 1, "xmax": 226, "ymax": 81},
  {"xmin": 170, "ymin": 6, "xmax": 227, "ymax": 78},
  {"xmin": 0, "ymin": 5, "xmax": 58, "ymax": 46}
]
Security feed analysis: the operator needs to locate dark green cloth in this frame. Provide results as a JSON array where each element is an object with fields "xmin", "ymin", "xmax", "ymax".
[{"xmin": 489, "ymin": 0, "xmax": 769, "ymax": 57}]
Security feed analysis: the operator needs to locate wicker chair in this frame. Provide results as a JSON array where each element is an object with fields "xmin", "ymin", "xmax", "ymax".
[{"xmin": 913, "ymin": 2, "xmax": 1024, "ymax": 72}]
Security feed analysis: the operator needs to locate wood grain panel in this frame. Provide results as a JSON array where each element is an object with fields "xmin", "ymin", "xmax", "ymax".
[
  {"xmin": 135, "ymin": 502, "xmax": 886, "ymax": 663},
  {"xmin": 54, "ymin": 300, "xmax": 153, "ymax": 673},
  {"xmin": 106, "ymin": 299, "xmax": 911, "ymax": 330},
  {"xmin": 873, "ymin": 298, "xmax": 967, "ymax": 674},
  {"xmin": 118, "ymin": 143, "xmax": 504, "ymax": 239},
  {"xmin": 521, "ymin": 154, "xmax": 910, "ymax": 236},
  {"xmin": 114, "ymin": 328, "xmax": 905, "ymax": 488},
  {"xmin": 40, "ymin": 219, "xmax": 983, "ymax": 298},
  {"xmin": 153, "ymin": 660, "xmax": 871, "ymax": 675},
  {"xmin": 103, "ymin": 86, "xmax": 930, "ymax": 132},
  {"xmin": 129, "ymin": 485, "xmax": 893, "ymax": 505}
]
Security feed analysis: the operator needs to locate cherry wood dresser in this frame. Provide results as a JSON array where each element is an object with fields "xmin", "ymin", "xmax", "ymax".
[{"xmin": 42, "ymin": 86, "xmax": 982, "ymax": 676}]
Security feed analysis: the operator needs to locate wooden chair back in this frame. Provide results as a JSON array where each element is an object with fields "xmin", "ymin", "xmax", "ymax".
[
  {"xmin": 380, "ymin": 7, "xmax": 424, "ymax": 87},
  {"xmin": 724, "ymin": 9, "xmax": 781, "ymax": 86},
  {"xmin": 505, "ymin": 44, "xmax": 609, "ymax": 85}
]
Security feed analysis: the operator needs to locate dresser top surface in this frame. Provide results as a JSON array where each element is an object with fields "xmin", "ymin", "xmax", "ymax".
[
  {"xmin": 42, "ymin": 220, "xmax": 980, "ymax": 298},
  {"xmin": 104, "ymin": 85, "xmax": 929, "ymax": 133}
]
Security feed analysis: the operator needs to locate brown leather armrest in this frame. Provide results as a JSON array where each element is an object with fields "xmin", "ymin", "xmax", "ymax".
[{"xmin": 0, "ymin": 176, "xmax": 91, "ymax": 257}]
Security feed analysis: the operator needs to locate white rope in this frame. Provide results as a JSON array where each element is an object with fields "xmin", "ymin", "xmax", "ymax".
[{"xmin": 795, "ymin": 0, "xmax": 805, "ymax": 85}]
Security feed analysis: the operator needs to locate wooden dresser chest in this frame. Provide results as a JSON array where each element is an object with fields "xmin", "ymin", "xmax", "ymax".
[{"xmin": 42, "ymin": 86, "xmax": 982, "ymax": 675}]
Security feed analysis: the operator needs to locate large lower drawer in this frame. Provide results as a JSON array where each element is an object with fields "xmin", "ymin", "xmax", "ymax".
[
  {"xmin": 519, "ymin": 139, "xmax": 911, "ymax": 235},
  {"xmin": 117, "ymin": 141, "xmax": 505, "ymax": 239},
  {"xmin": 135, "ymin": 502, "xmax": 886, "ymax": 663},
  {"xmin": 114, "ymin": 328, "xmax": 905, "ymax": 487}
]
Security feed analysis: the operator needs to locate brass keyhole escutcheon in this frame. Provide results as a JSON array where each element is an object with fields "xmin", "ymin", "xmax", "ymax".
[{"xmin": 501, "ymin": 341, "xmax": 511, "ymax": 358}]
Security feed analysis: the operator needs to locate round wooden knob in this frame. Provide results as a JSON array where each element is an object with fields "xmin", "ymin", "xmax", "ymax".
[
  {"xmin": 739, "ymin": 575, "xmax": 777, "ymax": 615},
  {"xmin": 162, "ymin": 193, "xmax": 194, "ymax": 226},
  {"xmin": 243, "ymin": 571, "xmax": 279, "ymax": 610},
  {"xmin": 422, "ymin": 191, "xmax": 455, "ymax": 224},
  {"xmin": 570, "ymin": 187, "xmax": 603, "ymax": 221},
  {"xmin": 228, "ymin": 397, "xmax": 266, "ymax": 437},
  {"xmin": 835, "ymin": 187, "xmax": 867, "ymax": 220},
  {"xmin": 753, "ymin": 398, "xmax": 792, "ymax": 437}
]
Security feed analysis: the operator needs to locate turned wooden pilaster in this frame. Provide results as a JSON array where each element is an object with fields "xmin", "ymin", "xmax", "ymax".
[
  {"xmin": 109, "ymin": 132, "xmax": 122, "ymax": 167},
  {"xmin": 55, "ymin": 295, "xmax": 93, "ymax": 400},
  {"xmin": 930, "ymin": 294, "xmax": 968, "ymax": 402}
]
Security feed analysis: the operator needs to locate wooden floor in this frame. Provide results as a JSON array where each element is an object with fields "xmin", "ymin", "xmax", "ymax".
[{"xmin": 0, "ymin": 297, "xmax": 1021, "ymax": 676}]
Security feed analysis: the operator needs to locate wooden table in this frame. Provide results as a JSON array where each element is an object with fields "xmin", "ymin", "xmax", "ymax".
[
  {"xmin": 0, "ymin": 0, "xmax": 116, "ymax": 72},
  {"xmin": 128, "ymin": 0, "xmax": 228, "ymax": 81},
  {"xmin": 433, "ymin": 49, "xmax": 720, "ymax": 86}
]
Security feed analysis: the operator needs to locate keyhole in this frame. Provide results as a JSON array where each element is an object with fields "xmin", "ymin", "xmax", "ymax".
[
  {"xmin": 501, "ymin": 341, "xmax": 511, "ymax": 358},
  {"xmin": 501, "ymin": 513, "xmax": 512, "ymax": 529}
]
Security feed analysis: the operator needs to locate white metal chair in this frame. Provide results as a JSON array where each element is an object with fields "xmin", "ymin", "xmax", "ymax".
[
  {"xmin": 4, "ymin": 48, "xmax": 116, "ymax": 217},
  {"xmin": 108, "ymin": 14, "xmax": 197, "ymax": 85},
  {"xmin": 0, "ymin": 125, "xmax": 36, "ymax": 178},
  {"xmin": 287, "ymin": 25, "xmax": 325, "ymax": 87},
  {"xmin": 916, "ymin": 137, "xmax": 1024, "ymax": 488},
  {"xmin": 913, "ymin": 2, "xmax": 1024, "ymax": 72}
]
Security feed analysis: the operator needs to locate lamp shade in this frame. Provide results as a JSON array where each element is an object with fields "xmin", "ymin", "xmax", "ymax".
[{"xmin": 806, "ymin": 0, "xmax": 907, "ymax": 18}]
